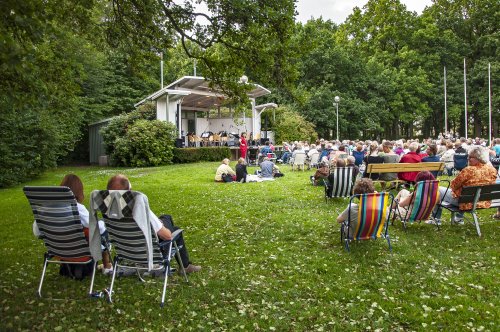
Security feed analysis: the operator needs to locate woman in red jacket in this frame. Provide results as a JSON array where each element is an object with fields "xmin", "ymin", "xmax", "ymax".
[{"xmin": 239, "ymin": 132, "xmax": 248, "ymax": 160}]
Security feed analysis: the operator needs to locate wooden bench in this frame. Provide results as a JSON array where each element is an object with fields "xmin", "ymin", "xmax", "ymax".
[
  {"xmin": 366, "ymin": 162, "xmax": 445, "ymax": 187},
  {"xmin": 439, "ymin": 183, "xmax": 500, "ymax": 237}
]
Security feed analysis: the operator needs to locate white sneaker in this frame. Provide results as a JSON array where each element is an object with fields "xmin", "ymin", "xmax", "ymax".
[
  {"xmin": 425, "ymin": 218, "xmax": 441, "ymax": 226},
  {"xmin": 453, "ymin": 217, "xmax": 464, "ymax": 225}
]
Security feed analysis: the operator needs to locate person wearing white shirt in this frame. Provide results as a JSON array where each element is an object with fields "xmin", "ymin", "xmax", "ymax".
[{"xmin": 106, "ymin": 175, "xmax": 201, "ymax": 274}]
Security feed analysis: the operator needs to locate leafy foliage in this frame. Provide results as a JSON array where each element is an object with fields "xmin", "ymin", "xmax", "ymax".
[
  {"xmin": 173, "ymin": 147, "xmax": 231, "ymax": 163},
  {"xmin": 273, "ymin": 107, "xmax": 318, "ymax": 143},
  {"xmin": 112, "ymin": 119, "xmax": 177, "ymax": 167},
  {"xmin": 100, "ymin": 104, "xmax": 171, "ymax": 167}
]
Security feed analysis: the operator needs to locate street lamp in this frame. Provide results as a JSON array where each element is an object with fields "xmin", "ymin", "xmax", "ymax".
[{"xmin": 334, "ymin": 96, "xmax": 340, "ymax": 141}]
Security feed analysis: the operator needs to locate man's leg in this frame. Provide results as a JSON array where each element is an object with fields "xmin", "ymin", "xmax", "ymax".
[{"xmin": 158, "ymin": 215, "xmax": 191, "ymax": 268}]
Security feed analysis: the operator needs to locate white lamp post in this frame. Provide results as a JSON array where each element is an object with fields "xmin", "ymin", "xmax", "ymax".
[{"xmin": 334, "ymin": 96, "xmax": 340, "ymax": 141}]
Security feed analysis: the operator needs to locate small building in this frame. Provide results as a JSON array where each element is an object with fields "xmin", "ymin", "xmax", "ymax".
[{"xmin": 134, "ymin": 76, "xmax": 277, "ymax": 145}]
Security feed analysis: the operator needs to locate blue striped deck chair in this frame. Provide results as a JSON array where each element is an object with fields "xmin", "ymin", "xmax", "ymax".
[
  {"xmin": 397, "ymin": 180, "xmax": 446, "ymax": 230},
  {"xmin": 341, "ymin": 192, "xmax": 394, "ymax": 252},
  {"xmin": 325, "ymin": 167, "xmax": 354, "ymax": 202},
  {"xmin": 90, "ymin": 190, "xmax": 188, "ymax": 307},
  {"xmin": 23, "ymin": 186, "xmax": 97, "ymax": 298}
]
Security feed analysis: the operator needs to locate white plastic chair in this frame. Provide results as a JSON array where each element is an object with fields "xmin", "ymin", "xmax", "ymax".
[{"xmin": 291, "ymin": 153, "xmax": 306, "ymax": 171}]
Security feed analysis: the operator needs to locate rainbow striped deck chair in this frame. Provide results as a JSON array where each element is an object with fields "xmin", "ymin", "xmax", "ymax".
[
  {"xmin": 399, "ymin": 180, "xmax": 443, "ymax": 229},
  {"xmin": 341, "ymin": 192, "xmax": 394, "ymax": 252}
]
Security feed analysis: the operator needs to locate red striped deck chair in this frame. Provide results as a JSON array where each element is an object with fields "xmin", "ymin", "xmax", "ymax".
[
  {"xmin": 399, "ymin": 180, "xmax": 443, "ymax": 229},
  {"xmin": 341, "ymin": 192, "xmax": 394, "ymax": 252}
]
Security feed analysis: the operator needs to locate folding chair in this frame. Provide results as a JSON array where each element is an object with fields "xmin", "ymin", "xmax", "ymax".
[
  {"xmin": 453, "ymin": 153, "xmax": 468, "ymax": 175},
  {"xmin": 394, "ymin": 180, "xmax": 447, "ymax": 230},
  {"xmin": 325, "ymin": 167, "xmax": 354, "ymax": 202},
  {"xmin": 23, "ymin": 186, "xmax": 97, "ymax": 298},
  {"xmin": 307, "ymin": 152, "xmax": 320, "ymax": 170},
  {"xmin": 89, "ymin": 190, "xmax": 188, "ymax": 307},
  {"xmin": 291, "ymin": 152, "xmax": 307, "ymax": 171},
  {"xmin": 267, "ymin": 152, "xmax": 277, "ymax": 163},
  {"xmin": 341, "ymin": 192, "xmax": 394, "ymax": 252}
]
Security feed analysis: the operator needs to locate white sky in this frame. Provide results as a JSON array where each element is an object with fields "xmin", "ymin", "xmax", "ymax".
[{"xmin": 296, "ymin": 0, "xmax": 434, "ymax": 24}]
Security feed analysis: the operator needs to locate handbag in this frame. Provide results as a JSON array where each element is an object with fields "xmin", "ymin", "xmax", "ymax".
[{"xmin": 222, "ymin": 173, "xmax": 234, "ymax": 182}]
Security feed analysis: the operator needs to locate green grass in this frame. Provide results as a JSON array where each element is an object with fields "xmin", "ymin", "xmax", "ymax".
[{"xmin": 1, "ymin": 163, "xmax": 499, "ymax": 331}]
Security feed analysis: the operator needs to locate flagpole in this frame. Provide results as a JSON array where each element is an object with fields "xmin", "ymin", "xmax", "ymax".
[
  {"xmin": 160, "ymin": 52, "xmax": 164, "ymax": 89},
  {"xmin": 464, "ymin": 58, "xmax": 467, "ymax": 139},
  {"xmin": 488, "ymin": 63, "xmax": 492, "ymax": 145},
  {"xmin": 444, "ymin": 66, "xmax": 448, "ymax": 133}
]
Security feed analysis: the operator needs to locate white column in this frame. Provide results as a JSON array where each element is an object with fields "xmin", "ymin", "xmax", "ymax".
[
  {"xmin": 251, "ymin": 98, "xmax": 258, "ymax": 140},
  {"xmin": 464, "ymin": 58, "xmax": 468, "ymax": 139}
]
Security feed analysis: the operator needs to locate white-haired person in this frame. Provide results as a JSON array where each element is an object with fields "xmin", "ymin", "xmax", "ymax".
[
  {"xmin": 215, "ymin": 158, "xmax": 236, "ymax": 182},
  {"xmin": 432, "ymin": 146, "xmax": 497, "ymax": 224}
]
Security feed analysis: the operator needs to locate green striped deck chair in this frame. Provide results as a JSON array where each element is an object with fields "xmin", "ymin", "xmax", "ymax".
[
  {"xmin": 23, "ymin": 186, "xmax": 97, "ymax": 298},
  {"xmin": 90, "ymin": 190, "xmax": 188, "ymax": 307},
  {"xmin": 341, "ymin": 192, "xmax": 394, "ymax": 252},
  {"xmin": 399, "ymin": 180, "xmax": 443, "ymax": 229}
]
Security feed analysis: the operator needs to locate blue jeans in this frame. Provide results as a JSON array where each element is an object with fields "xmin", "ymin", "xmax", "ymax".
[
  {"xmin": 434, "ymin": 186, "xmax": 464, "ymax": 220},
  {"xmin": 281, "ymin": 152, "xmax": 291, "ymax": 163}
]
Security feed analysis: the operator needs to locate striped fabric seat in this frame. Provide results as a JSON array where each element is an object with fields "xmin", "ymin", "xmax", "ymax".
[
  {"xmin": 90, "ymin": 190, "xmax": 187, "ymax": 307},
  {"xmin": 23, "ymin": 186, "xmax": 96, "ymax": 298},
  {"xmin": 404, "ymin": 180, "xmax": 440, "ymax": 227},
  {"xmin": 103, "ymin": 216, "xmax": 164, "ymax": 265},
  {"xmin": 341, "ymin": 192, "xmax": 394, "ymax": 252},
  {"xmin": 325, "ymin": 167, "xmax": 354, "ymax": 201}
]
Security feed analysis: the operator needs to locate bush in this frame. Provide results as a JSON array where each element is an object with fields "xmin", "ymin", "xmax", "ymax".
[
  {"xmin": 112, "ymin": 120, "xmax": 177, "ymax": 167},
  {"xmin": 101, "ymin": 103, "xmax": 156, "ymax": 156},
  {"xmin": 273, "ymin": 106, "xmax": 318, "ymax": 143},
  {"xmin": 173, "ymin": 147, "xmax": 231, "ymax": 163}
]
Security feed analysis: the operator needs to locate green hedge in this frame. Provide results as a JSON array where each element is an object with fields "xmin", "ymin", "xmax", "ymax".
[{"xmin": 173, "ymin": 147, "xmax": 231, "ymax": 163}]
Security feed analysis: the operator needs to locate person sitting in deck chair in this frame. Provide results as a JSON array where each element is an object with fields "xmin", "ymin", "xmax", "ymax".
[
  {"xmin": 336, "ymin": 178, "xmax": 377, "ymax": 237},
  {"xmin": 105, "ymin": 174, "xmax": 201, "ymax": 273},
  {"xmin": 32, "ymin": 174, "xmax": 114, "ymax": 275}
]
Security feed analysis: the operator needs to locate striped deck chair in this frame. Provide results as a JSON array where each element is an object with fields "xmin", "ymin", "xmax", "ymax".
[
  {"xmin": 90, "ymin": 190, "xmax": 188, "ymax": 307},
  {"xmin": 398, "ymin": 180, "xmax": 444, "ymax": 229},
  {"xmin": 23, "ymin": 186, "xmax": 97, "ymax": 298},
  {"xmin": 325, "ymin": 167, "xmax": 354, "ymax": 202},
  {"xmin": 341, "ymin": 192, "xmax": 394, "ymax": 252}
]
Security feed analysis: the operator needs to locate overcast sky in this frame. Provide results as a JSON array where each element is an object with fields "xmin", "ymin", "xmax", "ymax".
[{"xmin": 295, "ymin": 0, "xmax": 434, "ymax": 24}]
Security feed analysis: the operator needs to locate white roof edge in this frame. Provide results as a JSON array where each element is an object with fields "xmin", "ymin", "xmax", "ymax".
[
  {"xmin": 134, "ymin": 89, "xmax": 191, "ymax": 107},
  {"xmin": 252, "ymin": 84, "xmax": 271, "ymax": 96},
  {"xmin": 166, "ymin": 75, "xmax": 205, "ymax": 89}
]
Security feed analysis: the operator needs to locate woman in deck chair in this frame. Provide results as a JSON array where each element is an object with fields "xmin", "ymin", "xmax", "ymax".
[
  {"xmin": 32, "ymin": 174, "xmax": 113, "ymax": 274},
  {"xmin": 336, "ymin": 178, "xmax": 375, "ymax": 237},
  {"xmin": 391, "ymin": 171, "xmax": 437, "ymax": 223}
]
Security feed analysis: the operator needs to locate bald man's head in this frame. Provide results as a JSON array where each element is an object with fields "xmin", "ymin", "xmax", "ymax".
[{"xmin": 107, "ymin": 174, "xmax": 131, "ymax": 190}]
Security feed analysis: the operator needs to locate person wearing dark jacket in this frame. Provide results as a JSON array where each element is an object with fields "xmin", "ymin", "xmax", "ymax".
[{"xmin": 236, "ymin": 158, "xmax": 248, "ymax": 182}]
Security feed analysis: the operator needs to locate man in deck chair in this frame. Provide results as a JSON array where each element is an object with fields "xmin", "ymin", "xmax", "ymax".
[{"xmin": 97, "ymin": 174, "xmax": 201, "ymax": 274}]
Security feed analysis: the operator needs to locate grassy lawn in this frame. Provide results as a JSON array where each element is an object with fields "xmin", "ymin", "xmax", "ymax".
[{"xmin": 1, "ymin": 162, "xmax": 498, "ymax": 331}]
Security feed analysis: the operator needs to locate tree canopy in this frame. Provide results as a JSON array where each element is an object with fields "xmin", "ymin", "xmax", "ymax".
[{"xmin": 0, "ymin": 0, "xmax": 498, "ymax": 186}]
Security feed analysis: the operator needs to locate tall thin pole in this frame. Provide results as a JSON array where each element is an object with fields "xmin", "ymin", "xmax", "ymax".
[
  {"xmin": 160, "ymin": 52, "xmax": 164, "ymax": 89},
  {"xmin": 464, "ymin": 58, "xmax": 468, "ymax": 139},
  {"xmin": 488, "ymin": 63, "xmax": 492, "ymax": 145},
  {"xmin": 444, "ymin": 66, "xmax": 448, "ymax": 133},
  {"xmin": 194, "ymin": 59, "xmax": 197, "ymax": 76},
  {"xmin": 336, "ymin": 103, "xmax": 339, "ymax": 141}
]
